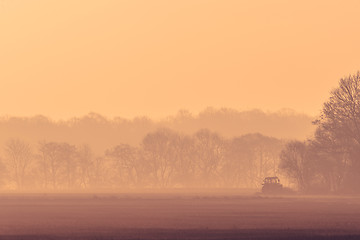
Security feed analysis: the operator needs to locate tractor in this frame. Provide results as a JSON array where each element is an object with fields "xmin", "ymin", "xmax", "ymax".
[{"xmin": 261, "ymin": 176, "xmax": 283, "ymax": 194}]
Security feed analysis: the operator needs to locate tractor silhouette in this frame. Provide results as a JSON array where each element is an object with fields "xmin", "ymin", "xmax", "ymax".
[{"xmin": 261, "ymin": 176, "xmax": 283, "ymax": 194}]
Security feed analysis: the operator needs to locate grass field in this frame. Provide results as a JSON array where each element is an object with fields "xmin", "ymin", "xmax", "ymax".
[{"xmin": 1, "ymin": 191, "xmax": 360, "ymax": 239}]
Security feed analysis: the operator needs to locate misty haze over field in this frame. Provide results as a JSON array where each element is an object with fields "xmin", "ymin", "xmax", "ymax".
[{"xmin": 2, "ymin": 0, "xmax": 360, "ymax": 239}]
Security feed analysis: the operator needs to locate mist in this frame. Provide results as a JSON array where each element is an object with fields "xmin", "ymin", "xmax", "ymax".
[
  {"xmin": 1, "ymin": 76, "xmax": 360, "ymax": 239},
  {"xmin": 2, "ymin": 0, "xmax": 360, "ymax": 239}
]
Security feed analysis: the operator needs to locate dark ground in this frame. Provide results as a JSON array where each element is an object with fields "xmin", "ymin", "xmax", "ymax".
[{"xmin": 1, "ymin": 191, "xmax": 360, "ymax": 239}]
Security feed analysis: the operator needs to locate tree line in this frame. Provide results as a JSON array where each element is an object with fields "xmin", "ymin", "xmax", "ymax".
[
  {"xmin": 280, "ymin": 72, "xmax": 360, "ymax": 193},
  {"xmin": 0, "ymin": 108, "xmax": 312, "ymax": 156},
  {"xmin": 0, "ymin": 130, "xmax": 283, "ymax": 191}
]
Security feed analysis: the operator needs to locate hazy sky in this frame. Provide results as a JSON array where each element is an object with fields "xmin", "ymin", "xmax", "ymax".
[{"xmin": 1, "ymin": 0, "xmax": 359, "ymax": 119}]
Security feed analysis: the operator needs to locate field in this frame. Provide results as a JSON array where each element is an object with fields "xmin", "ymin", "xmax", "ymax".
[{"xmin": 1, "ymin": 191, "xmax": 360, "ymax": 239}]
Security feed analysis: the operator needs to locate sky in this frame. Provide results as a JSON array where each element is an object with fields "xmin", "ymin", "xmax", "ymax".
[{"xmin": 0, "ymin": 0, "xmax": 360, "ymax": 120}]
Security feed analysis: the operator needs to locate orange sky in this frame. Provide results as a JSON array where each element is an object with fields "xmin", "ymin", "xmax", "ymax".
[{"xmin": 1, "ymin": 0, "xmax": 360, "ymax": 120}]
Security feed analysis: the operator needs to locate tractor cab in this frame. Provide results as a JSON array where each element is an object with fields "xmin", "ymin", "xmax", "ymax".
[{"xmin": 262, "ymin": 176, "xmax": 283, "ymax": 193}]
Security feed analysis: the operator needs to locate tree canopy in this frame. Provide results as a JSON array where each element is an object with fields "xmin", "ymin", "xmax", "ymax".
[{"xmin": 280, "ymin": 72, "xmax": 360, "ymax": 193}]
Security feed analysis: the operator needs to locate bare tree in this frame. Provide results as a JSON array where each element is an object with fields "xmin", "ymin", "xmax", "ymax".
[
  {"xmin": 142, "ymin": 128, "xmax": 179, "ymax": 188},
  {"xmin": 88, "ymin": 156, "xmax": 112, "ymax": 189},
  {"xmin": 316, "ymin": 72, "xmax": 360, "ymax": 144},
  {"xmin": 38, "ymin": 141, "xmax": 77, "ymax": 189},
  {"xmin": 172, "ymin": 135, "xmax": 196, "ymax": 187},
  {"xmin": 193, "ymin": 129, "xmax": 224, "ymax": 187},
  {"xmin": 313, "ymin": 71, "xmax": 360, "ymax": 192},
  {"xmin": 106, "ymin": 144, "xmax": 148, "ymax": 187},
  {"xmin": 77, "ymin": 144, "xmax": 93, "ymax": 188},
  {"xmin": 5, "ymin": 139, "xmax": 33, "ymax": 189},
  {"xmin": 279, "ymin": 141, "xmax": 316, "ymax": 191}
]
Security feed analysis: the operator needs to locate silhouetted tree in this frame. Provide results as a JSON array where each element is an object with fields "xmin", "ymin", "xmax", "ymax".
[
  {"xmin": 313, "ymin": 71, "xmax": 360, "ymax": 192},
  {"xmin": 279, "ymin": 141, "xmax": 316, "ymax": 191},
  {"xmin": 89, "ymin": 156, "xmax": 112, "ymax": 189},
  {"xmin": 106, "ymin": 144, "xmax": 148, "ymax": 187},
  {"xmin": 193, "ymin": 129, "xmax": 224, "ymax": 187},
  {"xmin": 315, "ymin": 72, "xmax": 360, "ymax": 144},
  {"xmin": 77, "ymin": 144, "xmax": 93, "ymax": 188},
  {"xmin": 4, "ymin": 139, "xmax": 33, "ymax": 189},
  {"xmin": 142, "ymin": 128, "xmax": 180, "ymax": 187},
  {"xmin": 38, "ymin": 141, "xmax": 77, "ymax": 189},
  {"xmin": 172, "ymin": 135, "xmax": 196, "ymax": 187},
  {"xmin": 60, "ymin": 143, "xmax": 77, "ymax": 188}
]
